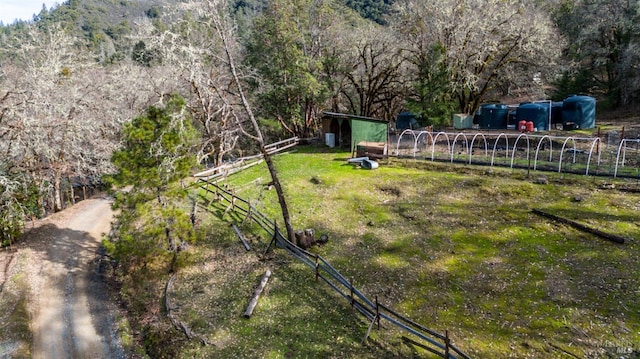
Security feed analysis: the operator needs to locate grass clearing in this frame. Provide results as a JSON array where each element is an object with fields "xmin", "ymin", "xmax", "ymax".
[{"xmin": 154, "ymin": 146, "xmax": 639, "ymax": 357}]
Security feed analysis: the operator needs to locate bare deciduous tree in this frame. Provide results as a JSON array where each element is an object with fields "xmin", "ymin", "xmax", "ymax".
[
  {"xmin": 556, "ymin": 0, "xmax": 640, "ymax": 106},
  {"xmin": 339, "ymin": 24, "xmax": 408, "ymax": 119},
  {"xmin": 0, "ymin": 24, "xmax": 163, "ymax": 215},
  {"xmin": 147, "ymin": 13, "xmax": 242, "ymax": 167},
  {"xmin": 170, "ymin": 0, "xmax": 296, "ymax": 241},
  {"xmin": 395, "ymin": 0, "xmax": 562, "ymax": 114}
]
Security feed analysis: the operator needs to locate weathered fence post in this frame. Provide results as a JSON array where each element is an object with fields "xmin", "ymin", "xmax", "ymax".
[
  {"xmin": 263, "ymin": 221, "xmax": 278, "ymax": 256},
  {"xmin": 445, "ymin": 330, "xmax": 450, "ymax": 358},
  {"xmin": 209, "ymin": 182, "xmax": 218, "ymax": 207},
  {"xmin": 243, "ymin": 204, "xmax": 253, "ymax": 225},
  {"xmin": 232, "ymin": 224, "xmax": 251, "ymax": 251},
  {"xmin": 375, "ymin": 295, "xmax": 380, "ymax": 329}
]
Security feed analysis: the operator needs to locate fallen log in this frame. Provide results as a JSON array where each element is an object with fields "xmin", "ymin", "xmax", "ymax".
[
  {"xmin": 244, "ymin": 270, "xmax": 272, "ymax": 318},
  {"xmin": 532, "ymin": 209, "xmax": 626, "ymax": 244},
  {"xmin": 232, "ymin": 224, "xmax": 251, "ymax": 251}
]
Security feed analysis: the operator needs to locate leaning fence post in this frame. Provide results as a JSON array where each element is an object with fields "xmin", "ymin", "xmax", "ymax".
[
  {"xmin": 208, "ymin": 182, "xmax": 217, "ymax": 207},
  {"xmin": 243, "ymin": 204, "xmax": 253, "ymax": 225},
  {"xmin": 445, "ymin": 330, "xmax": 450, "ymax": 358},
  {"xmin": 263, "ymin": 221, "xmax": 278, "ymax": 256}
]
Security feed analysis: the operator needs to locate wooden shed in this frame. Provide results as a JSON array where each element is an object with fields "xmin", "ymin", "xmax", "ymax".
[{"xmin": 321, "ymin": 112, "xmax": 389, "ymax": 157}]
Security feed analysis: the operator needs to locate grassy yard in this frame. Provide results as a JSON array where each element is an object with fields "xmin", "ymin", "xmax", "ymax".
[{"xmin": 167, "ymin": 146, "xmax": 639, "ymax": 358}]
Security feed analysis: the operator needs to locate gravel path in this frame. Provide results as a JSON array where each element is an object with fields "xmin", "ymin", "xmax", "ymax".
[{"xmin": 11, "ymin": 197, "xmax": 125, "ymax": 359}]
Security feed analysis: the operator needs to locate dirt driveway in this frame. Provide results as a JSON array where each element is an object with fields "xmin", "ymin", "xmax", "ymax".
[{"xmin": 0, "ymin": 197, "xmax": 124, "ymax": 358}]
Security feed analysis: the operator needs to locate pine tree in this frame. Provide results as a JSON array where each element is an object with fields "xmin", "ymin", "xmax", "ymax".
[{"xmin": 107, "ymin": 95, "xmax": 198, "ymax": 272}]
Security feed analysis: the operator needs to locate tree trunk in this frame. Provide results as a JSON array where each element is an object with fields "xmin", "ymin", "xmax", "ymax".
[
  {"xmin": 53, "ymin": 173, "xmax": 62, "ymax": 212},
  {"xmin": 68, "ymin": 175, "xmax": 75, "ymax": 205},
  {"xmin": 261, "ymin": 149, "xmax": 295, "ymax": 241},
  {"xmin": 212, "ymin": 4, "xmax": 296, "ymax": 242}
]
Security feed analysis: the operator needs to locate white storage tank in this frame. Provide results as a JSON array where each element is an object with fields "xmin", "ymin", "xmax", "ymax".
[{"xmin": 325, "ymin": 133, "xmax": 336, "ymax": 147}]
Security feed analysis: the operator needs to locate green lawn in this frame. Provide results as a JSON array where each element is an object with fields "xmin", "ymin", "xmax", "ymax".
[{"xmin": 171, "ymin": 146, "xmax": 639, "ymax": 358}]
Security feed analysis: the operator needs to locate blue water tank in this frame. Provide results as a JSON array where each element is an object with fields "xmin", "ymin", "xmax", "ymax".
[
  {"xmin": 508, "ymin": 110, "xmax": 517, "ymax": 127},
  {"xmin": 562, "ymin": 96, "xmax": 596, "ymax": 129},
  {"xmin": 516, "ymin": 103, "xmax": 549, "ymax": 131},
  {"xmin": 396, "ymin": 111, "xmax": 419, "ymax": 130},
  {"xmin": 480, "ymin": 104, "xmax": 509, "ymax": 129},
  {"xmin": 551, "ymin": 102, "xmax": 563, "ymax": 124}
]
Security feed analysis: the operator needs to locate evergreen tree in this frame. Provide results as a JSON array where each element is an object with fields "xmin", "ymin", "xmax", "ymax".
[
  {"xmin": 244, "ymin": 0, "xmax": 328, "ymax": 138},
  {"xmin": 107, "ymin": 95, "xmax": 199, "ymax": 272},
  {"xmin": 405, "ymin": 43, "xmax": 456, "ymax": 126}
]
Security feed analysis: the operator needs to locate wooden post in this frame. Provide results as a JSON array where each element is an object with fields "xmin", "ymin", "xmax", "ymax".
[
  {"xmin": 208, "ymin": 182, "xmax": 217, "ymax": 207},
  {"xmin": 362, "ymin": 312, "xmax": 378, "ymax": 345},
  {"xmin": 263, "ymin": 221, "xmax": 278, "ymax": 255},
  {"xmin": 375, "ymin": 296, "xmax": 380, "ymax": 329},
  {"xmin": 243, "ymin": 204, "xmax": 253, "ymax": 225},
  {"xmin": 244, "ymin": 270, "xmax": 272, "ymax": 318},
  {"xmin": 232, "ymin": 224, "xmax": 251, "ymax": 251},
  {"xmin": 527, "ymin": 147, "xmax": 531, "ymax": 177},
  {"xmin": 445, "ymin": 330, "xmax": 451, "ymax": 358}
]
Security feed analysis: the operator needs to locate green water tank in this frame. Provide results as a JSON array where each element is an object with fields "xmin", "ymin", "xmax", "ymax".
[
  {"xmin": 562, "ymin": 96, "xmax": 596, "ymax": 130},
  {"xmin": 480, "ymin": 104, "xmax": 509, "ymax": 129}
]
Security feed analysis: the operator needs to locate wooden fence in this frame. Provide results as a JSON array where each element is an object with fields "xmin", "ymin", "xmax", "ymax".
[
  {"xmin": 193, "ymin": 137, "xmax": 299, "ymax": 181},
  {"xmin": 198, "ymin": 180, "xmax": 471, "ymax": 359}
]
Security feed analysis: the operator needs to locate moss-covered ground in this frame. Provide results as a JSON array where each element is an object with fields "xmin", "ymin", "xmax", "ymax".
[{"xmin": 144, "ymin": 146, "xmax": 639, "ymax": 358}]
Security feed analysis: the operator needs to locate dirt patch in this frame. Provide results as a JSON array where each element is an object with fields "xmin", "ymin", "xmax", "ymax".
[{"xmin": 378, "ymin": 185, "xmax": 402, "ymax": 197}]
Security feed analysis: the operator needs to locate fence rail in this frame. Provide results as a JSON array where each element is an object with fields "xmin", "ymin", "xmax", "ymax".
[
  {"xmin": 198, "ymin": 180, "xmax": 471, "ymax": 359},
  {"xmin": 193, "ymin": 137, "xmax": 299, "ymax": 180}
]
